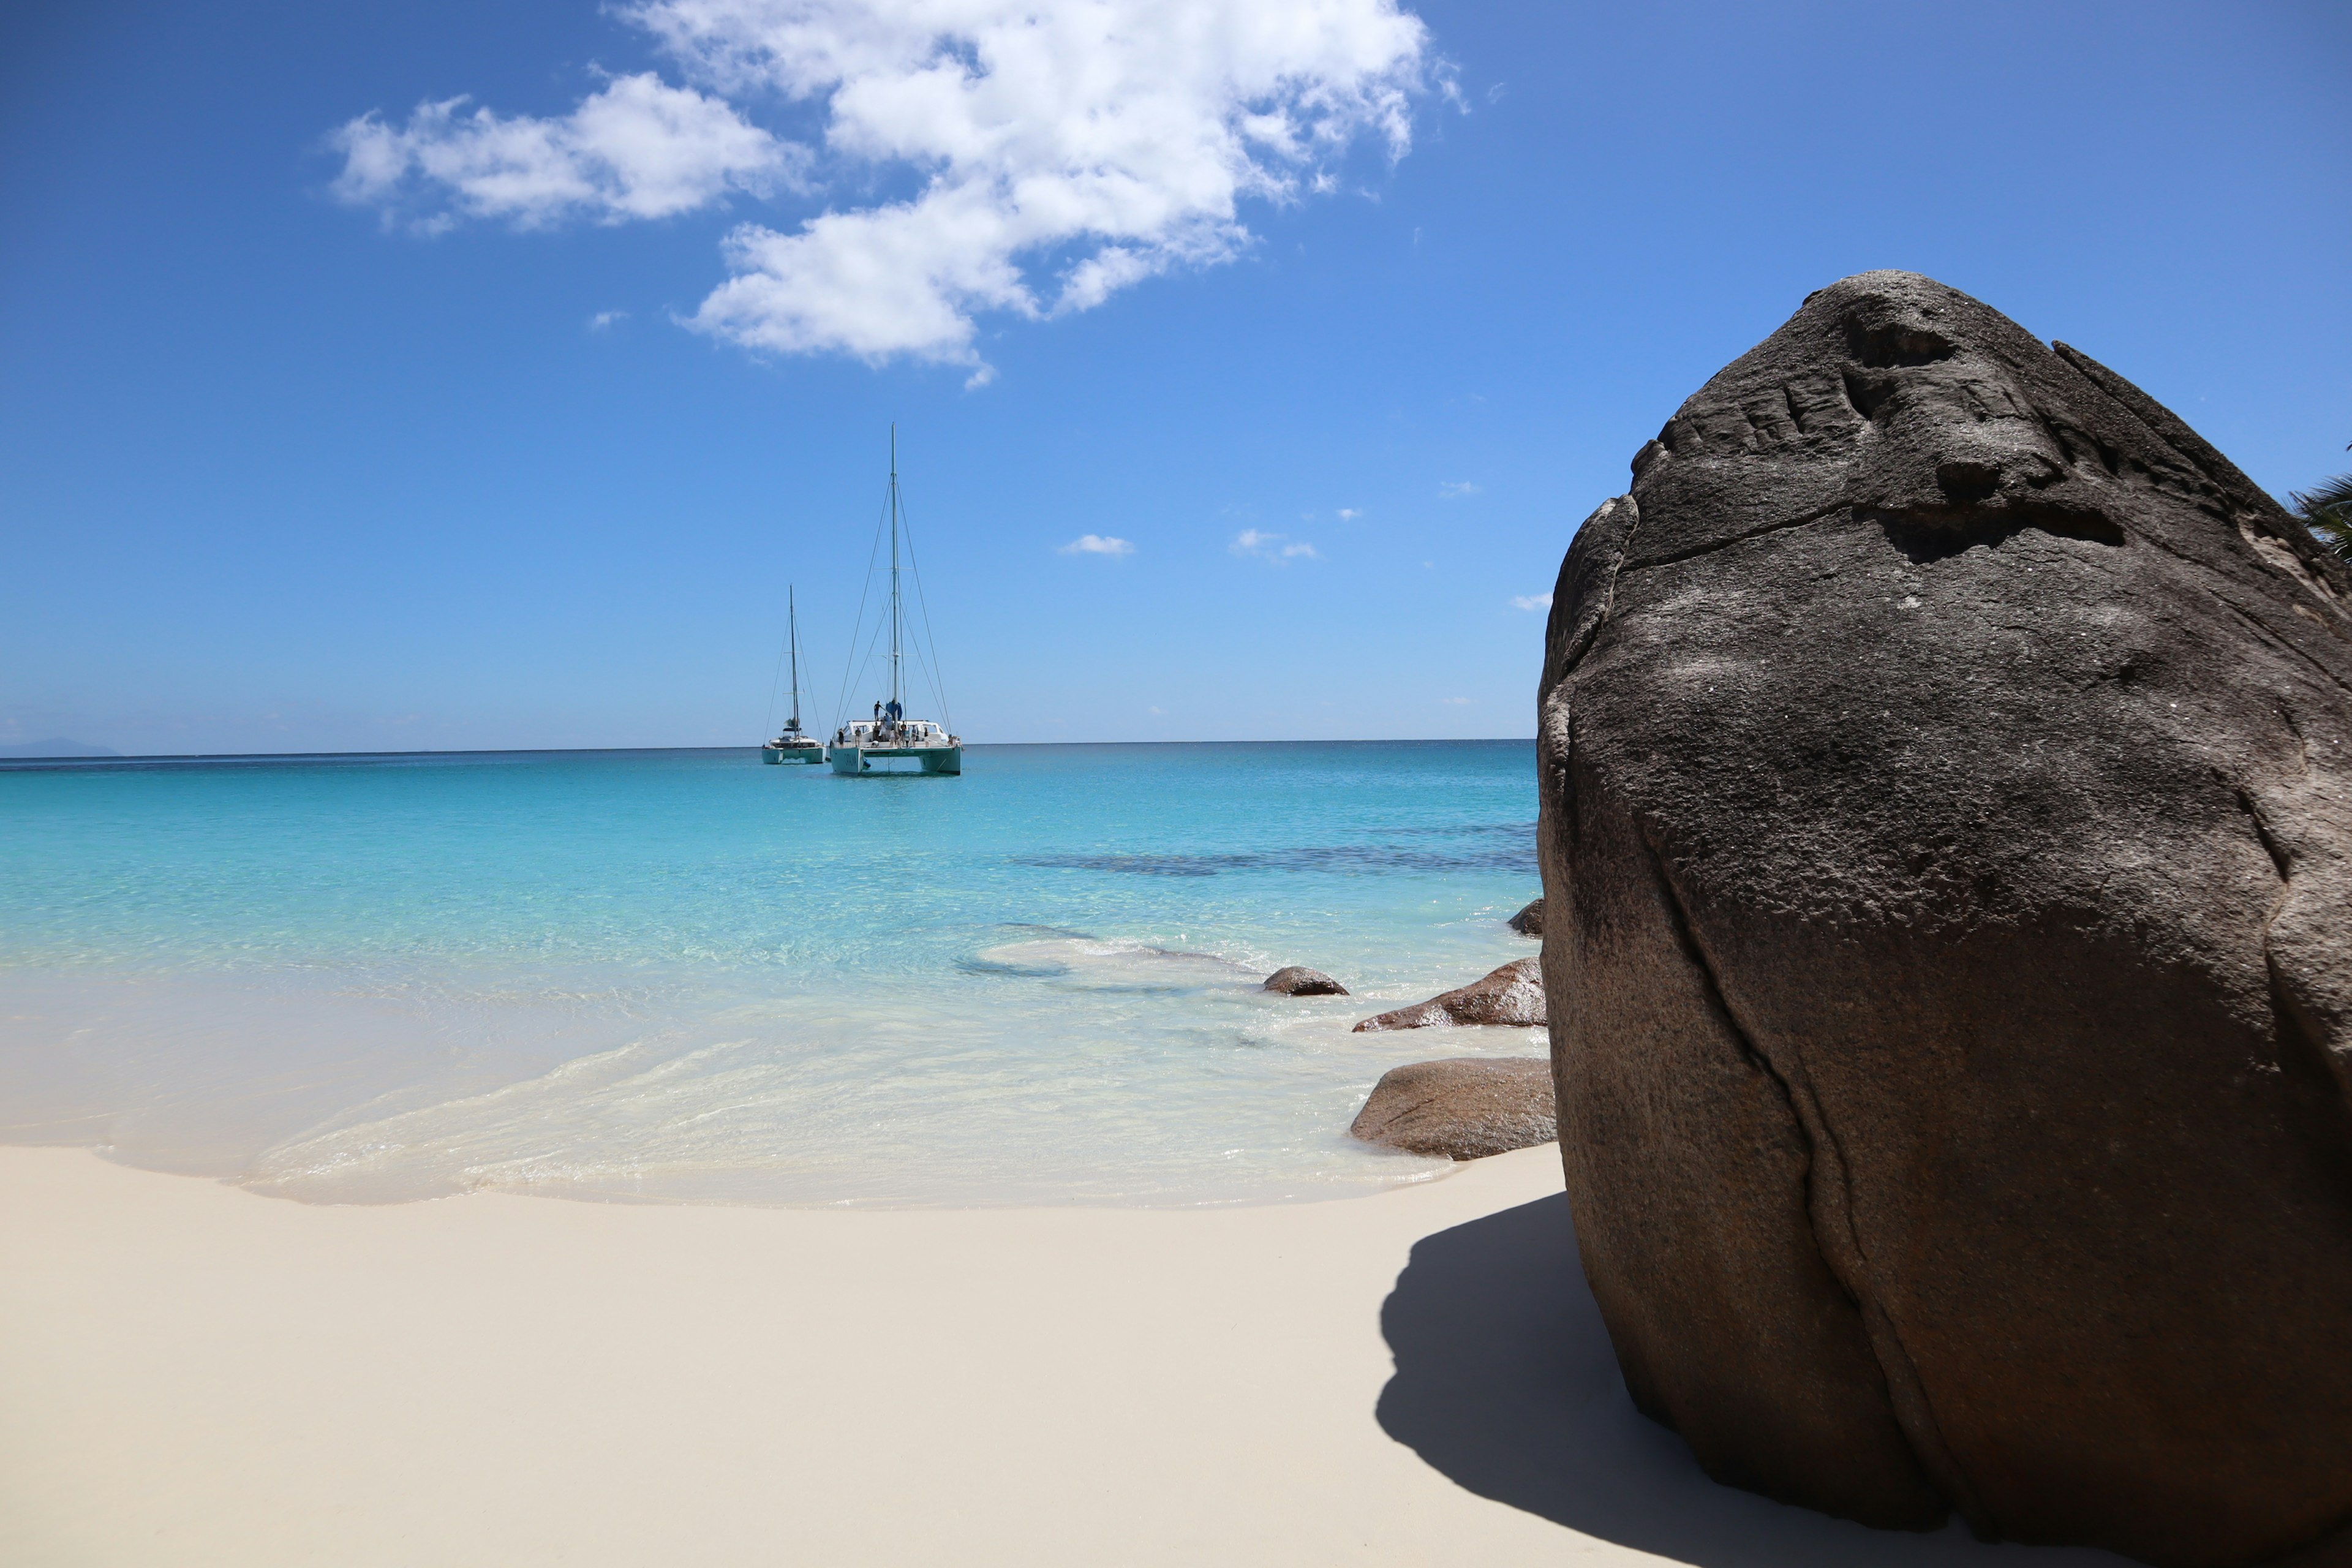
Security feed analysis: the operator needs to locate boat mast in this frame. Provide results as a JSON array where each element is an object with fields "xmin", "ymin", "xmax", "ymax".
[
  {"xmin": 888, "ymin": 425, "xmax": 903, "ymax": 717},
  {"xmin": 787, "ymin": 584, "xmax": 802, "ymax": 731}
]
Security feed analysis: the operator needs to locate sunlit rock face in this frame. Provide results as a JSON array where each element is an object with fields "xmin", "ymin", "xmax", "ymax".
[
  {"xmin": 1536, "ymin": 270, "xmax": 2352, "ymax": 1566},
  {"xmin": 1351, "ymin": 959, "xmax": 1546, "ymax": 1033},
  {"xmin": 1348, "ymin": 1057, "xmax": 1555, "ymax": 1160}
]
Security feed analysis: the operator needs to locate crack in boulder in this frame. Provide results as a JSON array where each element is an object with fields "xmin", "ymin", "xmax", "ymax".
[{"xmin": 1538, "ymin": 270, "xmax": 2352, "ymax": 1567}]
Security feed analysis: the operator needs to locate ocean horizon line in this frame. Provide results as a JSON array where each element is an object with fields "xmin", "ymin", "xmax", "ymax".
[{"xmin": 1, "ymin": 737, "xmax": 1540, "ymax": 769}]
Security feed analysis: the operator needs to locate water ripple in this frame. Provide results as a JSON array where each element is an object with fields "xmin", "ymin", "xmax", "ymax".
[{"xmin": 1013, "ymin": 830, "xmax": 1536, "ymax": 878}]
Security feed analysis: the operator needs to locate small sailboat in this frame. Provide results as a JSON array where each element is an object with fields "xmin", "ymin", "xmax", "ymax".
[
  {"xmin": 761, "ymin": 586, "xmax": 824, "ymax": 764},
  {"xmin": 830, "ymin": 432, "xmax": 962, "ymax": 776}
]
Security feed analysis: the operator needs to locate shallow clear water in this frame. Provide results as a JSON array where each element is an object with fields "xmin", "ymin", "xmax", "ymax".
[{"xmin": 0, "ymin": 742, "xmax": 1544, "ymax": 1206}]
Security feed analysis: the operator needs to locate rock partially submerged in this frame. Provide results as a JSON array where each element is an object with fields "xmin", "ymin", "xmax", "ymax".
[
  {"xmin": 1351, "ymin": 958, "xmax": 1545, "ymax": 1032},
  {"xmin": 1262, "ymin": 965, "xmax": 1348, "ymax": 997},
  {"xmin": 1349, "ymin": 1057, "xmax": 1555, "ymax": 1159},
  {"xmin": 1538, "ymin": 270, "xmax": 2352, "ymax": 1563},
  {"xmin": 1507, "ymin": 899, "xmax": 1544, "ymax": 937}
]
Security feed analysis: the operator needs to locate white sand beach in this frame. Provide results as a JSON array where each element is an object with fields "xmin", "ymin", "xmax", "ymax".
[{"xmin": 0, "ymin": 1144, "xmax": 2120, "ymax": 1567}]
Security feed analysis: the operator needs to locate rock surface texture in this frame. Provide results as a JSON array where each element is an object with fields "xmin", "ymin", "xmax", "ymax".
[
  {"xmin": 1351, "ymin": 959, "xmax": 1547, "ymax": 1033},
  {"xmin": 1508, "ymin": 899, "xmax": 1545, "ymax": 937},
  {"xmin": 1349, "ymin": 1057, "xmax": 1556, "ymax": 1159},
  {"xmin": 1263, "ymin": 966, "xmax": 1348, "ymax": 997},
  {"xmin": 1537, "ymin": 271, "xmax": 2352, "ymax": 1567}
]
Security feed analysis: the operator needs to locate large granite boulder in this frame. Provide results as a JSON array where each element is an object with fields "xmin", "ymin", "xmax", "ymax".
[
  {"xmin": 1352, "ymin": 958, "xmax": 1546, "ymax": 1032},
  {"xmin": 1537, "ymin": 271, "xmax": 2352, "ymax": 1565},
  {"xmin": 1349, "ymin": 1057, "xmax": 1555, "ymax": 1159}
]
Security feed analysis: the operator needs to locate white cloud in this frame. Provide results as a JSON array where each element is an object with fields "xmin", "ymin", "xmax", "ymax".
[
  {"xmin": 331, "ymin": 72, "xmax": 797, "ymax": 229},
  {"xmin": 589, "ymin": 309, "xmax": 630, "ymax": 330},
  {"xmin": 675, "ymin": 0, "xmax": 1432, "ymax": 373},
  {"xmin": 1511, "ymin": 592, "xmax": 1551, "ymax": 611},
  {"xmin": 1148, "ymin": 704, "xmax": 1165, "ymax": 715},
  {"xmin": 1060, "ymin": 533, "xmax": 1134, "ymax": 556},
  {"xmin": 1438, "ymin": 479, "xmax": 1481, "ymax": 499},
  {"xmin": 333, "ymin": 1, "xmax": 1436, "ymax": 376},
  {"xmin": 1336, "ymin": 507, "xmax": 1360, "ymax": 520},
  {"xmin": 1442, "ymin": 696, "xmax": 1473, "ymax": 705},
  {"xmin": 1231, "ymin": 529, "xmax": 1318, "ymax": 562}
]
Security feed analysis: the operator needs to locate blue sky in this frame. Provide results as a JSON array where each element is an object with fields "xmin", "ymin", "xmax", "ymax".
[{"xmin": 2, "ymin": 0, "xmax": 2346, "ymax": 754}]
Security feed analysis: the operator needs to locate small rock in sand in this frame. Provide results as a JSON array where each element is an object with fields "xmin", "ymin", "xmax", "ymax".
[
  {"xmin": 1263, "ymin": 966, "xmax": 1348, "ymax": 997},
  {"xmin": 1349, "ymin": 1057, "xmax": 1556, "ymax": 1159},
  {"xmin": 1351, "ymin": 957, "xmax": 1545, "ymax": 1032}
]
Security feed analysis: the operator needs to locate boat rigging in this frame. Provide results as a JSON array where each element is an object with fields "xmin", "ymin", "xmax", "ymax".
[
  {"xmin": 761, "ymin": 586, "xmax": 824, "ymax": 764},
  {"xmin": 829, "ymin": 429, "xmax": 962, "ymax": 776}
]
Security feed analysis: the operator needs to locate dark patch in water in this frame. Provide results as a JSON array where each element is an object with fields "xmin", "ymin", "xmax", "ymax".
[
  {"xmin": 956, "ymin": 956, "xmax": 1074, "ymax": 978},
  {"xmin": 1365, "ymin": 821, "xmax": 1537, "ymax": 840},
  {"xmin": 1061, "ymin": 982, "xmax": 1212, "ymax": 996},
  {"xmin": 1014, "ymin": 827, "xmax": 1536, "ymax": 878}
]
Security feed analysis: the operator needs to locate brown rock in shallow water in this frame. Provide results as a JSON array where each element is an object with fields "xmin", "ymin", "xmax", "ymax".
[
  {"xmin": 1351, "ymin": 958, "xmax": 1545, "ymax": 1032},
  {"xmin": 1349, "ymin": 1057, "xmax": 1555, "ymax": 1159},
  {"xmin": 1537, "ymin": 270, "xmax": 2352, "ymax": 1564},
  {"xmin": 1507, "ymin": 899, "xmax": 1544, "ymax": 937},
  {"xmin": 1263, "ymin": 965, "xmax": 1348, "ymax": 997}
]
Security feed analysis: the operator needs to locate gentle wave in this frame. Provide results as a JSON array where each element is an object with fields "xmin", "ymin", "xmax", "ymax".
[{"xmin": 0, "ymin": 742, "xmax": 1545, "ymax": 1206}]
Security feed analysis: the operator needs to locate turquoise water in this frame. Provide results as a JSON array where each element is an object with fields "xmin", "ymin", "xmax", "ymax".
[{"xmin": 0, "ymin": 742, "xmax": 1543, "ymax": 1206}]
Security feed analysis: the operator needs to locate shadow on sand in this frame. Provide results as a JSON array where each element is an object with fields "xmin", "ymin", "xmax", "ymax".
[{"xmin": 1375, "ymin": 1191, "xmax": 2128, "ymax": 1567}]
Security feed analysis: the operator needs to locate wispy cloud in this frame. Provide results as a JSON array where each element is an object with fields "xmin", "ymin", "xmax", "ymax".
[
  {"xmin": 1060, "ymin": 534, "xmax": 1134, "ymax": 557},
  {"xmin": 1438, "ymin": 480, "xmax": 1481, "ymax": 499},
  {"xmin": 588, "ymin": 309, "xmax": 630, "ymax": 330},
  {"xmin": 1232, "ymin": 529, "xmax": 1319, "ymax": 562},
  {"xmin": 1442, "ymin": 696, "xmax": 1474, "ymax": 705},
  {"xmin": 1511, "ymin": 592, "xmax": 1551, "ymax": 611},
  {"xmin": 331, "ymin": 73, "xmax": 796, "ymax": 230},
  {"xmin": 334, "ymin": 2, "xmax": 1438, "ymax": 381},
  {"xmin": 1336, "ymin": 507, "xmax": 1360, "ymax": 521}
]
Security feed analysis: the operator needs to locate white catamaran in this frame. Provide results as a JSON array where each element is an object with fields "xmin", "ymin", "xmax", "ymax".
[
  {"xmin": 761, "ymin": 586, "xmax": 824, "ymax": 764},
  {"xmin": 831, "ymin": 432, "xmax": 962, "ymax": 776}
]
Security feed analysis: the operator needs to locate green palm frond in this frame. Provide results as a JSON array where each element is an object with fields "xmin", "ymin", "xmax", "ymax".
[
  {"xmin": 2292, "ymin": 447, "xmax": 2352, "ymax": 561},
  {"xmin": 2293, "ymin": 471, "xmax": 2352, "ymax": 516}
]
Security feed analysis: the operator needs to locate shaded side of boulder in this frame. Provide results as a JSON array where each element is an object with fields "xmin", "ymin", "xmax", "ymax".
[
  {"xmin": 1537, "ymin": 270, "xmax": 2352, "ymax": 1563},
  {"xmin": 1264, "ymin": 965, "xmax": 1348, "ymax": 997},
  {"xmin": 1352, "ymin": 958, "xmax": 1545, "ymax": 1032},
  {"xmin": 1508, "ymin": 899, "xmax": 1545, "ymax": 937},
  {"xmin": 1349, "ymin": 1057, "xmax": 1556, "ymax": 1159}
]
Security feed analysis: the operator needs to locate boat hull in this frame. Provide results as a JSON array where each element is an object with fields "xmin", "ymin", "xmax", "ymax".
[
  {"xmin": 762, "ymin": 745, "xmax": 826, "ymax": 765},
  {"xmin": 829, "ymin": 744, "xmax": 961, "ymax": 775}
]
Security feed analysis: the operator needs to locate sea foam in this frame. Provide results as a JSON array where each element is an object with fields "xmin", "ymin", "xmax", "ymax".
[{"xmin": 0, "ymin": 742, "xmax": 1544, "ymax": 1206}]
